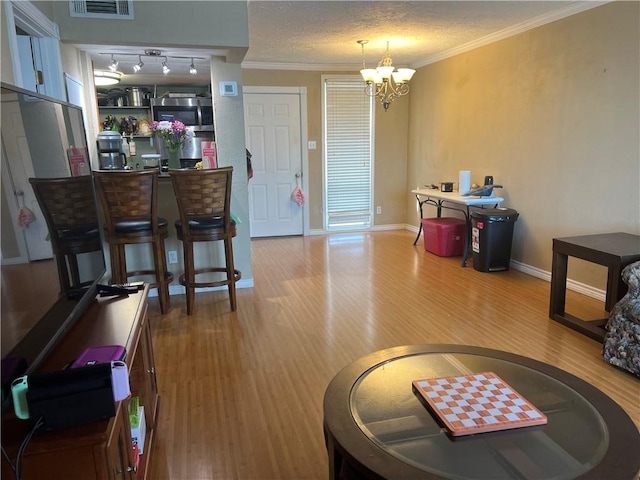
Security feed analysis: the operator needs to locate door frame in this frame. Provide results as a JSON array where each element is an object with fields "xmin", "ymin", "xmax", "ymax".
[
  {"xmin": 243, "ymin": 86, "xmax": 310, "ymax": 235},
  {"xmin": 3, "ymin": 1, "xmax": 65, "ymax": 100}
]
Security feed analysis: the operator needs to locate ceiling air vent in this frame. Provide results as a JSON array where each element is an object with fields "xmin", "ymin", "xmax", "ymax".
[{"xmin": 69, "ymin": 0, "xmax": 134, "ymax": 19}]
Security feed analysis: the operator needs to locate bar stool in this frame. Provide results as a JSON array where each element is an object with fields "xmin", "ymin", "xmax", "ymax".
[
  {"xmin": 28, "ymin": 176, "xmax": 103, "ymax": 294},
  {"xmin": 93, "ymin": 169, "xmax": 172, "ymax": 313},
  {"xmin": 169, "ymin": 167, "xmax": 241, "ymax": 314}
]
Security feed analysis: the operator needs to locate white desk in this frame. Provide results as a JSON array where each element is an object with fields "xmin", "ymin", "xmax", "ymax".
[{"xmin": 411, "ymin": 188, "xmax": 504, "ymax": 266}]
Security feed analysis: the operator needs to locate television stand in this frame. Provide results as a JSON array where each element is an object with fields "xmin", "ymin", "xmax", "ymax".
[{"xmin": 1, "ymin": 285, "xmax": 160, "ymax": 480}]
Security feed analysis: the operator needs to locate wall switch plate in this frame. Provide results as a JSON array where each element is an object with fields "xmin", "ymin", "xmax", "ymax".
[{"xmin": 168, "ymin": 251, "xmax": 178, "ymax": 264}]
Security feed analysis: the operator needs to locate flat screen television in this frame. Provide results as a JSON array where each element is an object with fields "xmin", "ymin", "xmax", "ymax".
[{"xmin": 1, "ymin": 82, "xmax": 106, "ymax": 412}]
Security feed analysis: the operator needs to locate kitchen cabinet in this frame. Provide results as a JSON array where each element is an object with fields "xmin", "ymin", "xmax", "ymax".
[{"xmin": 1, "ymin": 286, "xmax": 160, "ymax": 480}]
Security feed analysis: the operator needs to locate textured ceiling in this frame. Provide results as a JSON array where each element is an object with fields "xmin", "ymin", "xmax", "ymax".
[
  {"xmin": 243, "ymin": 1, "xmax": 578, "ymax": 68},
  {"xmin": 85, "ymin": 1, "xmax": 597, "ymax": 85}
]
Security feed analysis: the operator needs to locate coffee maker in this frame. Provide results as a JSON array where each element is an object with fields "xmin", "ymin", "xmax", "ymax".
[{"xmin": 96, "ymin": 131, "xmax": 127, "ymax": 169}]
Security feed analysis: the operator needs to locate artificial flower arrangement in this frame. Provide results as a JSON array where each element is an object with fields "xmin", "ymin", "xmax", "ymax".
[{"xmin": 149, "ymin": 120, "xmax": 192, "ymax": 150}]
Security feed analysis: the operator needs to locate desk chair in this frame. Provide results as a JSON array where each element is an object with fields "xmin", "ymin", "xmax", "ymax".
[
  {"xmin": 28, "ymin": 176, "xmax": 103, "ymax": 294},
  {"xmin": 170, "ymin": 167, "xmax": 241, "ymax": 314},
  {"xmin": 93, "ymin": 169, "xmax": 172, "ymax": 313}
]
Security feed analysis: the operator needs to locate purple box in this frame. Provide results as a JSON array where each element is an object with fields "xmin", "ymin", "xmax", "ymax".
[{"xmin": 71, "ymin": 345, "xmax": 126, "ymax": 368}]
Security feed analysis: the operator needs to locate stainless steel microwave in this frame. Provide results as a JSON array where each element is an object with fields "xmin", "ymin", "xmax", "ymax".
[{"xmin": 150, "ymin": 97, "xmax": 213, "ymax": 132}]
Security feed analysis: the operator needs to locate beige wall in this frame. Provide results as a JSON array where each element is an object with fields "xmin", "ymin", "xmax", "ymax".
[
  {"xmin": 242, "ymin": 69, "xmax": 410, "ymax": 230},
  {"xmin": 406, "ymin": 1, "xmax": 639, "ymax": 288},
  {"xmin": 50, "ymin": 1, "xmax": 248, "ymax": 61}
]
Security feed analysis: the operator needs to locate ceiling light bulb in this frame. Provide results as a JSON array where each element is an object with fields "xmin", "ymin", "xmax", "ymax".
[
  {"xmin": 108, "ymin": 55, "xmax": 119, "ymax": 72},
  {"xmin": 94, "ymin": 70, "xmax": 121, "ymax": 86},
  {"xmin": 189, "ymin": 59, "xmax": 197, "ymax": 75},
  {"xmin": 133, "ymin": 56, "xmax": 144, "ymax": 73},
  {"xmin": 162, "ymin": 61, "xmax": 170, "ymax": 75}
]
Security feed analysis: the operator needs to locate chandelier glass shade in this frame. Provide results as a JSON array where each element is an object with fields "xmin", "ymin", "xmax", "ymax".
[{"xmin": 358, "ymin": 40, "xmax": 415, "ymax": 111}]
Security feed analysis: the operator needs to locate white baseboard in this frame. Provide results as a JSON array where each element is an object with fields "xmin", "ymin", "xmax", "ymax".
[
  {"xmin": 509, "ymin": 260, "xmax": 606, "ymax": 303},
  {"xmin": 308, "ymin": 223, "xmax": 408, "ymax": 236},
  {"xmin": 406, "ymin": 222, "xmax": 607, "ymax": 303},
  {"xmin": 149, "ymin": 278, "xmax": 254, "ymax": 297}
]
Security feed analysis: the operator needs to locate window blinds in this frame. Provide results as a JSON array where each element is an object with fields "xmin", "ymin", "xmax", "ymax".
[{"xmin": 324, "ymin": 78, "xmax": 373, "ymax": 229}]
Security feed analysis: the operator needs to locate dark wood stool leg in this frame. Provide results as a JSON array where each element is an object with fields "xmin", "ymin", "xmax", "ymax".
[
  {"xmin": 109, "ymin": 244, "xmax": 124, "ymax": 284},
  {"xmin": 67, "ymin": 254, "xmax": 81, "ymax": 289},
  {"xmin": 55, "ymin": 254, "xmax": 71, "ymax": 293},
  {"xmin": 184, "ymin": 241, "xmax": 196, "ymax": 315},
  {"xmin": 152, "ymin": 238, "xmax": 170, "ymax": 314},
  {"xmin": 225, "ymin": 237, "xmax": 237, "ymax": 312}
]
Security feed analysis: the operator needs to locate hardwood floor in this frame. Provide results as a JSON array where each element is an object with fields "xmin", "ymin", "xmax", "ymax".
[{"xmin": 147, "ymin": 230, "xmax": 639, "ymax": 480}]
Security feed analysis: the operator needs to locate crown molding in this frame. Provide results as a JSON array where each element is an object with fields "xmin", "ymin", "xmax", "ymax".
[
  {"xmin": 413, "ymin": 0, "xmax": 611, "ymax": 68},
  {"xmin": 242, "ymin": 61, "xmax": 358, "ymax": 72},
  {"xmin": 242, "ymin": 1, "xmax": 611, "ymax": 72}
]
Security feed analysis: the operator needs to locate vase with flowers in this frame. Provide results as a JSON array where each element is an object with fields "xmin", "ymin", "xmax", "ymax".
[{"xmin": 150, "ymin": 120, "xmax": 192, "ymax": 169}]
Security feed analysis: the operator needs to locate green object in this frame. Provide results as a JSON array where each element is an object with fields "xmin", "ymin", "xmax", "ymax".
[
  {"xmin": 231, "ymin": 212, "xmax": 242, "ymax": 224},
  {"xmin": 167, "ymin": 148, "xmax": 180, "ymax": 169},
  {"xmin": 129, "ymin": 396, "xmax": 140, "ymax": 427}
]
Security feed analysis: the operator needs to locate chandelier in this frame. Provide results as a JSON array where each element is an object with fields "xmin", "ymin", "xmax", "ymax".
[{"xmin": 358, "ymin": 40, "xmax": 415, "ymax": 111}]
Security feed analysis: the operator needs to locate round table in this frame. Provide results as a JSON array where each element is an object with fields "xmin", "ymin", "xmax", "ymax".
[{"xmin": 323, "ymin": 345, "xmax": 640, "ymax": 480}]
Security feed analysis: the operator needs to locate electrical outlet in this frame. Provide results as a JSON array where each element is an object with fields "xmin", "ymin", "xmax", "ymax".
[
  {"xmin": 168, "ymin": 250, "xmax": 178, "ymax": 264},
  {"xmin": 308, "ymin": 141, "xmax": 317, "ymax": 150},
  {"xmin": 376, "ymin": 206, "xmax": 382, "ymax": 215}
]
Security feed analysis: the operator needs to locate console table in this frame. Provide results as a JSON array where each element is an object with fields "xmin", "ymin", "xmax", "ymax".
[
  {"xmin": 1, "ymin": 287, "xmax": 159, "ymax": 480},
  {"xmin": 411, "ymin": 189, "xmax": 503, "ymax": 267},
  {"xmin": 324, "ymin": 345, "xmax": 640, "ymax": 480},
  {"xmin": 549, "ymin": 232, "xmax": 640, "ymax": 342}
]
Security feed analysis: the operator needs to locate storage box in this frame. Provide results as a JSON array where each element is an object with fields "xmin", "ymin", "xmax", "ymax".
[
  {"xmin": 129, "ymin": 397, "xmax": 146, "ymax": 455},
  {"xmin": 421, "ymin": 217, "xmax": 466, "ymax": 257}
]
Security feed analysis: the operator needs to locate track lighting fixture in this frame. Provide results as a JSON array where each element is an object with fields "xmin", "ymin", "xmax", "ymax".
[
  {"xmin": 108, "ymin": 54, "xmax": 119, "ymax": 72},
  {"xmin": 133, "ymin": 55, "xmax": 144, "ymax": 72},
  {"xmin": 97, "ymin": 51, "xmax": 206, "ymax": 76}
]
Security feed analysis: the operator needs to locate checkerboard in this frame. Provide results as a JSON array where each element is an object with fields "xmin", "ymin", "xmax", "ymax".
[{"xmin": 412, "ymin": 372, "xmax": 547, "ymax": 436}]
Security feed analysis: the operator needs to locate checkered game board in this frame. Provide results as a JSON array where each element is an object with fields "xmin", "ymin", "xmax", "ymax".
[{"xmin": 412, "ymin": 372, "xmax": 547, "ymax": 436}]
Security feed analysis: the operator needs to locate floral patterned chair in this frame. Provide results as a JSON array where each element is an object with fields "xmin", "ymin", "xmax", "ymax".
[{"xmin": 603, "ymin": 260, "xmax": 640, "ymax": 377}]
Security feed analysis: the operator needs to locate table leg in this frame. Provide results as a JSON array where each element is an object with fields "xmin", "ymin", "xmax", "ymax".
[
  {"xmin": 325, "ymin": 432, "xmax": 342, "ymax": 480},
  {"xmin": 549, "ymin": 250, "xmax": 568, "ymax": 318},
  {"xmin": 461, "ymin": 210, "xmax": 471, "ymax": 267},
  {"xmin": 606, "ymin": 263, "xmax": 626, "ymax": 312},
  {"xmin": 413, "ymin": 197, "xmax": 425, "ymax": 246}
]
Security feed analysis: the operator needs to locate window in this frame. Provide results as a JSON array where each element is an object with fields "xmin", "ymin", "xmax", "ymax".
[{"xmin": 323, "ymin": 77, "xmax": 374, "ymax": 230}]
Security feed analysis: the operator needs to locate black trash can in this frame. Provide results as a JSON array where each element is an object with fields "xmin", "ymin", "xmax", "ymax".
[{"xmin": 471, "ymin": 208, "xmax": 519, "ymax": 272}]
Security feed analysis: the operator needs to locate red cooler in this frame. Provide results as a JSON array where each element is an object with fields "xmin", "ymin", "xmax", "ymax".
[{"xmin": 421, "ymin": 217, "xmax": 466, "ymax": 257}]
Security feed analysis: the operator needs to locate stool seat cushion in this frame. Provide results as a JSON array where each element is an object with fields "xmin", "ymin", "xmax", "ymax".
[
  {"xmin": 57, "ymin": 226, "xmax": 100, "ymax": 241},
  {"xmin": 175, "ymin": 218, "xmax": 236, "ymax": 233},
  {"xmin": 115, "ymin": 217, "xmax": 168, "ymax": 233}
]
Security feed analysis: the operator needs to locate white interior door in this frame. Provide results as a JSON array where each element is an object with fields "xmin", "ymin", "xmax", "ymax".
[
  {"xmin": 1, "ymin": 101, "xmax": 52, "ymax": 263},
  {"xmin": 244, "ymin": 93, "xmax": 303, "ymax": 237}
]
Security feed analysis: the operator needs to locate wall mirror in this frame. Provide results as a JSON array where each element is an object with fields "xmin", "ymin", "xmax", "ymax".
[{"xmin": 1, "ymin": 83, "xmax": 106, "ymax": 406}]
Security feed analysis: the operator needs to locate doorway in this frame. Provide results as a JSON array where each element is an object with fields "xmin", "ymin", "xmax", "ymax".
[{"xmin": 243, "ymin": 87, "xmax": 308, "ymax": 237}]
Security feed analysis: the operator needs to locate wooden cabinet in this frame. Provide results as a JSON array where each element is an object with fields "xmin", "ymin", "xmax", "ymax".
[
  {"xmin": 1, "ymin": 287, "xmax": 160, "ymax": 480},
  {"xmin": 106, "ymin": 405, "xmax": 136, "ymax": 480}
]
